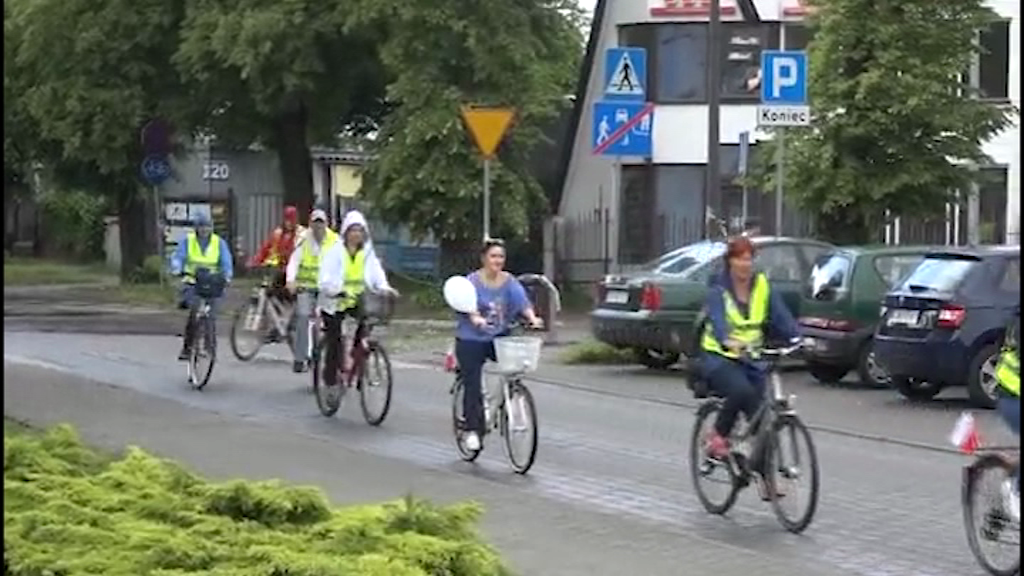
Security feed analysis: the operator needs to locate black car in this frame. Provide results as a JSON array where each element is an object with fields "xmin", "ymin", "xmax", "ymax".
[{"xmin": 873, "ymin": 246, "xmax": 1020, "ymax": 408}]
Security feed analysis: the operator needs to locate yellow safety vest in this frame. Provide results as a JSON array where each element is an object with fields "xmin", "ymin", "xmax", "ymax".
[
  {"xmin": 184, "ymin": 232, "xmax": 221, "ymax": 283},
  {"xmin": 996, "ymin": 320, "xmax": 1020, "ymax": 398},
  {"xmin": 340, "ymin": 248, "xmax": 367, "ymax": 310},
  {"xmin": 701, "ymin": 273, "xmax": 770, "ymax": 359},
  {"xmin": 296, "ymin": 230, "xmax": 338, "ymax": 289}
]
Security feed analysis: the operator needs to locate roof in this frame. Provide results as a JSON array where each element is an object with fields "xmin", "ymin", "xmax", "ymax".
[
  {"xmin": 924, "ymin": 245, "xmax": 1020, "ymax": 258},
  {"xmin": 829, "ymin": 244, "xmax": 950, "ymax": 257},
  {"xmin": 554, "ymin": 0, "xmax": 609, "ymax": 211}
]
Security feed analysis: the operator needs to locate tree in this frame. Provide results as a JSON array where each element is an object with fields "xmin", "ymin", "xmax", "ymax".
[
  {"xmin": 754, "ymin": 0, "xmax": 1015, "ymax": 244},
  {"xmin": 350, "ymin": 0, "xmax": 584, "ymax": 263},
  {"xmin": 6, "ymin": 0, "xmax": 190, "ymax": 275},
  {"xmin": 175, "ymin": 0, "xmax": 389, "ymax": 216}
]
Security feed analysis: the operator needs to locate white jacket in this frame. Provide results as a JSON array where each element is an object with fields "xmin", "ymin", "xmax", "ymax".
[
  {"xmin": 285, "ymin": 228, "xmax": 332, "ymax": 285},
  {"xmin": 318, "ymin": 210, "xmax": 391, "ymax": 314}
]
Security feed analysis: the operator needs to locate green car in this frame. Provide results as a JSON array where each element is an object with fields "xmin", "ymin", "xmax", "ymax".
[
  {"xmin": 591, "ymin": 237, "xmax": 834, "ymax": 369},
  {"xmin": 799, "ymin": 245, "xmax": 936, "ymax": 387}
]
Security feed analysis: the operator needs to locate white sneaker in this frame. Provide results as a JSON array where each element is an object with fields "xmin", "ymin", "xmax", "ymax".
[
  {"xmin": 464, "ymin": 432, "xmax": 481, "ymax": 452},
  {"xmin": 1001, "ymin": 479, "xmax": 1020, "ymax": 522}
]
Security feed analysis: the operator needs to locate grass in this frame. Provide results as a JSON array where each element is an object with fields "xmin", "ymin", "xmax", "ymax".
[
  {"xmin": 559, "ymin": 339, "xmax": 636, "ymax": 365},
  {"xmin": 3, "ymin": 257, "xmax": 112, "ymax": 286}
]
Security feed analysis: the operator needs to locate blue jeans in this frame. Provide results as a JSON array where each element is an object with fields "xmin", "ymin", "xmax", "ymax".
[
  {"xmin": 997, "ymin": 394, "xmax": 1020, "ymax": 489},
  {"xmin": 703, "ymin": 354, "xmax": 767, "ymax": 437},
  {"xmin": 456, "ymin": 339, "xmax": 497, "ymax": 435}
]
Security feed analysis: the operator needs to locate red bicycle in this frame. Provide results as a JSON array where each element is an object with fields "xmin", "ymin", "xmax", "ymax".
[{"xmin": 310, "ymin": 291, "xmax": 395, "ymax": 426}]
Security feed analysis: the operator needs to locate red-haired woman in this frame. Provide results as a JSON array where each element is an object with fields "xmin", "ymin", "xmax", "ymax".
[{"xmin": 700, "ymin": 236, "xmax": 801, "ymax": 460}]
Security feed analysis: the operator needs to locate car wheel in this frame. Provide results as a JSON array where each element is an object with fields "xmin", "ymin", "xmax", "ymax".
[
  {"xmin": 966, "ymin": 344, "xmax": 1001, "ymax": 409},
  {"xmin": 634, "ymin": 348, "xmax": 680, "ymax": 370},
  {"xmin": 856, "ymin": 339, "xmax": 890, "ymax": 389},
  {"xmin": 890, "ymin": 376, "xmax": 942, "ymax": 401},
  {"xmin": 807, "ymin": 362, "xmax": 850, "ymax": 384}
]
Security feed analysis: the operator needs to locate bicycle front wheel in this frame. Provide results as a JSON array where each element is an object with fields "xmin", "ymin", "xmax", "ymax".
[
  {"xmin": 689, "ymin": 401, "xmax": 740, "ymax": 515},
  {"xmin": 500, "ymin": 379, "xmax": 538, "ymax": 475},
  {"xmin": 229, "ymin": 302, "xmax": 265, "ymax": 361},
  {"xmin": 765, "ymin": 415, "xmax": 820, "ymax": 534},
  {"xmin": 311, "ymin": 338, "xmax": 344, "ymax": 417},
  {"xmin": 189, "ymin": 314, "xmax": 216, "ymax": 390},
  {"xmin": 359, "ymin": 343, "xmax": 393, "ymax": 426},
  {"xmin": 963, "ymin": 454, "xmax": 1020, "ymax": 576}
]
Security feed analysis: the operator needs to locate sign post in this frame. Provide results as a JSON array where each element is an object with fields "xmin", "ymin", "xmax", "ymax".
[
  {"xmin": 758, "ymin": 48, "xmax": 809, "ymax": 237},
  {"xmin": 461, "ymin": 106, "xmax": 516, "ymax": 240},
  {"xmin": 593, "ymin": 47, "xmax": 651, "ymax": 254},
  {"xmin": 738, "ymin": 130, "xmax": 750, "ymax": 227}
]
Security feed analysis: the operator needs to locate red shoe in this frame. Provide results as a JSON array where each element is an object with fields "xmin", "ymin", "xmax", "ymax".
[{"xmin": 705, "ymin": 432, "xmax": 730, "ymax": 459}]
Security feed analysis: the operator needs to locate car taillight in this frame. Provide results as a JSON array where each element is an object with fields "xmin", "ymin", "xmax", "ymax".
[
  {"xmin": 937, "ymin": 304, "xmax": 966, "ymax": 329},
  {"xmin": 799, "ymin": 316, "xmax": 855, "ymax": 331},
  {"xmin": 640, "ymin": 283, "xmax": 662, "ymax": 310}
]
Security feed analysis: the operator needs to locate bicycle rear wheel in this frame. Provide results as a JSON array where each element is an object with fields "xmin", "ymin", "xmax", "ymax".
[
  {"xmin": 189, "ymin": 314, "xmax": 216, "ymax": 390},
  {"xmin": 689, "ymin": 401, "xmax": 741, "ymax": 515},
  {"xmin": 311, "ymin": 338, "xmax": 344, "ymax": 417},
  {"xmin": 359, "ymin": 343, "xmax": 393, "ymax": 426},
  {"xmin": 450, "ymin": 376, "xmax": 481, "ymax": 462},
  {"xmin": 963, "ymin": 454, "xmax": 1020, "ymax": 576},
  {"xmin": 229, "ymin": 302, "xmax": 265, "ymax": 361},
  {"xmin": 765, "ymin": 415, "xmax": 820, "ymax": 534},
  {"xmin": 500, "ymin": 379, "xmax": 538, "ymax": 475}
]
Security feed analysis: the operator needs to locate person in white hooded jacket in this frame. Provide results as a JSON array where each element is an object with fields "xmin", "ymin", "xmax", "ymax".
[{"xmin": 317, "ymin": 210, "xmax": 398, "ymax": 389}]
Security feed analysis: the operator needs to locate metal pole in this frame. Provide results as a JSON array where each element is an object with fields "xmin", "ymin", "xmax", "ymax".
[
  {"xmin": 482, "ymin": 157, "xmax": 491, "ymax": 240},
  {"xmin": 153, "ymin": 185, "xmax": 165, "ymax": 287},
  {"xmin": 706, "ymin": 0, "xmax": 722, "ymax": 240},
  {"xmin": 775, "ymin": 24, "xmax": 786, "ymax": 238},
  {"xmin": 608, "ymin": 159, "xmax": 618, "ymax": 273}
]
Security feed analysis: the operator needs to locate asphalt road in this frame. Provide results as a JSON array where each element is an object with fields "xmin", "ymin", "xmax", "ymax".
[{"xmin": 4, "ymin": 329, "xmax": 1016, "ymax": 576}]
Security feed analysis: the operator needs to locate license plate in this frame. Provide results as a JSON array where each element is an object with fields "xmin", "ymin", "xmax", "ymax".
[
  {"xmin": 605, "ymin": 290, "xmax": 629, "ymax": 304},
  {"xmin": 887, "ymin": 309, "xmax": 920, "ymax": 326}
]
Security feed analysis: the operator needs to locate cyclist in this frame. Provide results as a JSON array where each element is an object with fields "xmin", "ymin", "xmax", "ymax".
[
  {"xmin": 700, "ymin": 236, "xmax": 800, "ymax": 476},
  {"xmin": 250, "ymin": 205, "xmax": 304, "ymax": 301},
  {"xmin": 317, "ymin": 210, "xmax": 397, "ymax": 388},
  {"xmin": 995, "ymin": 309, "xmax": 1020, "ymax": 522},
  {"xmin": 169, "ymin": 213, "xmax": 234, "ymax": 360},
  {"xmin": 285, "ymin": 209, "xmax": 338, "ymax": 373},
  {"xmin": 454, "ymin": 238, "xmax": 543, "ymax": 452}
]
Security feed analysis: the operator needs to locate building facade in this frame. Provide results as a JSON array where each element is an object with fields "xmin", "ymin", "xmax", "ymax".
[{"xmin": 558, "ymin": 0, "xmax": 1020, "ymax": 282}]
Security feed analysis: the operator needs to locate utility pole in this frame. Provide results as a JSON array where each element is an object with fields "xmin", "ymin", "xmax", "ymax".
[{"xmin": 705, "ymin": 0, "xmax": 722, "ymax": 239}]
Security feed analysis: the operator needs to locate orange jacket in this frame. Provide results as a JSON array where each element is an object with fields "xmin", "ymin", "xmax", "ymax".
[{"xmin": 250, "ymin": 226, "xmax": 304, "ymax": 268}]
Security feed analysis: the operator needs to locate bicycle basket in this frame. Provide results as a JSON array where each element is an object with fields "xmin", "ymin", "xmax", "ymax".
[
  {"xmin": 361, "ymin": 291, "xmax": 395, "ymax": 323},
  {"xmin": 493, "ymin": 336, "xmax": 543, "ymax": 374},
  {"xmin": 193, "ymin": 269, "xmax": 226, "ymax": 299}
]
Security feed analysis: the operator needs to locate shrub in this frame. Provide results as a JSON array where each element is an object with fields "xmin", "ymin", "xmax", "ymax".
[
  {"xmin": 4, "ymin": 424, "xmax": 514, "ymax": 576},
  {"xmin": 559, "ymin": 340, "xmax": 636, "ymax": 365},
  {"xmin": 38, "ymin": 189, "xmax": 108, "ymax": 261},
  {"xmin": 126, "ymin": 254, "xmax": 166, "ymax": 284}
]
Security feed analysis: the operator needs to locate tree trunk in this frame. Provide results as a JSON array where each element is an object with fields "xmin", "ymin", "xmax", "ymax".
[
  {"xmin": 117, "ymin": 186, "xmax": 148, "ymax": 279},
  {"xmin": 439, "ymin": 237, "xmax": 478, "ymax": 278},
  {"xmin": 271, "ymin": 98, "xmax": 314, "ymax": 222}
]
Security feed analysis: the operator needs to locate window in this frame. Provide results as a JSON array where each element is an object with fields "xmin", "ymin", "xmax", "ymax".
[
  {"xmin": 618, "ymin": 25, "xmax": 656, "ymax": 95},
  {"xmin": 978, "ymin": 166, "xmax": 1007, "ymax": 244},
  {"xmin": 898, "ymin": 256, "xmax": 978, "ymax": 293},
  {"xmin": 618, "ymin": 164, "xmax": 655, "ymax": 265},
  {"xmin": 978, "ymin": 21, "xmax": 1009, "ymax": 101},
  {"xmin": 656, "ymin": 24, "xmax": 708, "ymax": 103},
  {"xmin": 999, "ymin": 258, "xmax": 1019, "ymax": 293},
  {"xmin": 757, "ymin": 245, "xmax": 803, "ymax": 283},
  {"xmin": 807, "ymin": 252, "xmax": 852, "ymax": 299},
  {"xmin": 873, "ymin": 255, "xmax": 925, "ymax": 289},
  {"xmin": 721, "ymin": 24, "xmax": 773, "ymax": 101}
]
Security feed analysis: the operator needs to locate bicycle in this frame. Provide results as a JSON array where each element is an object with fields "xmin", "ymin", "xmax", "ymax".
[
  {"xmin": 449, "ymin": 324, "xmax": 542, "ymax": 475},
  {"xmin": 689, "ymin": 340, "xmax": 821, "ymax": 534},
  {"xmin": 229, "ymin": 267, "xmax": 295, "ymax": 361},
  {"xmin": 961, "ymin": 442, "xmax": 1020, "ymax": 576},
  {"xmin": 310, "ymin": 290, "xmax": 395, "ymax": 426},
  {"xmin": 183, "ymin": 268, "xmax": 227, "ymax": 391}
]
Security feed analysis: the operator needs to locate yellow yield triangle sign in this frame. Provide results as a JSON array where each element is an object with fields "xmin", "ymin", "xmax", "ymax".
[{"xmin": 461, "ymin": 105, "xmax": 516, "ymax": 158}]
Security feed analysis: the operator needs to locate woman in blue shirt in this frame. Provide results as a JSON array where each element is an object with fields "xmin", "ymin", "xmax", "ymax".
[{"xmin": 456, "ymin": 239, "xmax": 543, "ymax": 451}]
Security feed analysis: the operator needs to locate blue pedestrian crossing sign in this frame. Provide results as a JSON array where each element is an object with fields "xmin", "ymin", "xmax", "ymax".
[
  {"xmin": 592, "ymin": 101, "xmax": 654, "ymax": 157},
  {"xmin": 603, "ymin": 48, "xmax": 646, "ymax": 101}
]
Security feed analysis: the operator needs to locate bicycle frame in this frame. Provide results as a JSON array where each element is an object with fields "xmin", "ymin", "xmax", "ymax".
[{"xmin": 246, "ymin": 283, "xmax": 293, "ymax": 337}]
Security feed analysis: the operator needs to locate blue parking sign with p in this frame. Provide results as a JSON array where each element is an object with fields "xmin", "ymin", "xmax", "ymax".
[{"xmin": 761, "ymin": 51, "xmax": 808, "ymax": 104}]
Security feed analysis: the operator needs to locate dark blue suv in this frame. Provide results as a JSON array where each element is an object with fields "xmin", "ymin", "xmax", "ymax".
[{"xmin": 873, "ymin": 246, "xmax": 1020, "ymax": 408}]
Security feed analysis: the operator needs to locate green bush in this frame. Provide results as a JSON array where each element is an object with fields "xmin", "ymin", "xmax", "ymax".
[
  {"xmin": 126, "ymin": 254, "xmax": 166, "ymax": 284},
  {"xmin": 38, "ymin": 189, "xmax": 108, "ymax": 261},
  {"xmin": 4, "ymin": 424, "xmax": 514, "ymax": 576},
  {"xmin": 559, "ymin": 340, "xmax": 636, "ymax": 365}
]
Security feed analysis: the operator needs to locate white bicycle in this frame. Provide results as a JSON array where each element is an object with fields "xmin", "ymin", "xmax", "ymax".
[{"xmin": 229, "ymin": 269, "xmax": 295, "ymax": 361}]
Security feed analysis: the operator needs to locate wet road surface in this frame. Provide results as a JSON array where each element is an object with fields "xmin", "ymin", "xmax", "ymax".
[{"xmin": 4, "ymin": 329, "xmax": 1014, "ymax": 576}]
